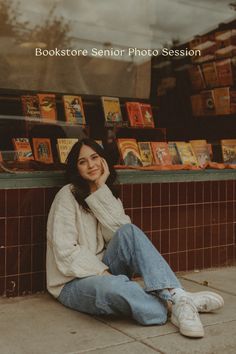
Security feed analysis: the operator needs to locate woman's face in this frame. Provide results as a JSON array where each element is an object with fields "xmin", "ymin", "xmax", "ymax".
[{"xmin": 77, "ymin": 144, "xmax": 103, "ymax": 183}]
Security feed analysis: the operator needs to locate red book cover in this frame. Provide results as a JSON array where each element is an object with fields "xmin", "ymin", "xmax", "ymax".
[
  {"xmin": 38, "ymin": 94, "xmax": 57, "ymax": 121},
  {"xmin": 12, "ymin": 138, "xmax": 34, "ymax": 161},
  {"xmin": 140, "ymin": 103, "xmax": 155, "ymax": 127},
  {"xmin": 125, "ymin": 102, "xmax": 143, "ymax": 127},
  {"xmin": 32, "ymin": 138, "xmax": 53, "ymax": 164},
  {"xmin": 150, "ymin": 142, "xmax": 172, "ymax": 165}
]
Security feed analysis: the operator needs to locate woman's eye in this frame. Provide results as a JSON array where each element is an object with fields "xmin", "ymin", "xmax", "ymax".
[{"xmin": 92, "ymin": 155, "xmax": 99, "ymax": 160}]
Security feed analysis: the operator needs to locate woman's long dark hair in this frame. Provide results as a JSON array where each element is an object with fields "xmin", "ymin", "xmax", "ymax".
[{"xmin": 66, "ymin": 138, "xmax": 119, "ymax": 212}]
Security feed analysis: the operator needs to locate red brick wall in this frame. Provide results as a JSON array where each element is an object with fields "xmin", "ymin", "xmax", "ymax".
[{"xmin": 0, "ymin": 180, "xmax": 235, "ymax": 297}]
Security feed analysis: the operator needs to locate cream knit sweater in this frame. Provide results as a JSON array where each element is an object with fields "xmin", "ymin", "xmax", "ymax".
[{"xmin": 46, "ymin": 183, "xmax": 131, "ymax": 298}]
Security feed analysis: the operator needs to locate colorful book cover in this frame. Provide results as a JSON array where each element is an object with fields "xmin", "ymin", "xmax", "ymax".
[
  {"xmin": 168, "ymin": 142, "xmax": 182, "ymax": 165},
  {"xmin": 175, "ymin": 142, "xmax": 199, "ymax": 166},
  {"xmin": 38, "ymin": 94, "xmax": 57, "ymax": 121},
  {"xmin": 221, "ymin": 139, "xmax": 236, "ymax": 164},
  {"xmin": 21, "ymin": 95, "xmax": 40, "ymax": 118},
  {"xmin": 101, "ymin": 96, "xmax": 122, "ymax": 124},
  {"xmin": 12, "ymin": 138, "xmax": 34, "ymax": 161},
  {"xmin": 117, "ymin": 138, "xmax": 142, "ymax": 166},
  {"xmin": 57, "ymin": 138, "xmax": 78, "ymax": 163},
  {"xmin": 139, "ymin": 103, "xmax": 155, "ymax": 128},
  {"xmin": 126, "ymin": 102, "xmax": 144, "ymax": 127},
  {"xmin": 32, "ymin": 138, "xmax": 53, "ymax": 164},
  {"xmin": 150, "ymin": 142, "xmax": 172, "ymax": 165},
  {"xmin": 63, "ymin": 95, "xmax": 86, "ymax": 124},
  {"xmin": 138, "ymin": 141, "xmax": 153, "ymax": 166},
  {"xmin": 190, "ymin": 140, "xmax": 211, "ymax": 167}
]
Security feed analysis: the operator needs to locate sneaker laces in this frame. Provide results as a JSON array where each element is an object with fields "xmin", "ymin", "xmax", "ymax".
[{"xmin": 174, "ymin": 296, "xmax": 198, "ymax": 321}]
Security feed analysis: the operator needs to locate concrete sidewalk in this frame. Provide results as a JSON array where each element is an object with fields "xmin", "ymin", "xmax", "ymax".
[{"xmin": 1, "ymin": 267, "xmax": 236, "ymax": 354}]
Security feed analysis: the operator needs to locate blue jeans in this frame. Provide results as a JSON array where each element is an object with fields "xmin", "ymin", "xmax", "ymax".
[{"xmin": 58, "ymin": 224, "xmax": 182, "ymax": 325}]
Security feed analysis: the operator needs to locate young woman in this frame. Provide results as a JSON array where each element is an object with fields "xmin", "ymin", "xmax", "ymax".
[{"xmin": 46, "ymin": 138, "xmax": 224, "ymax": 338}]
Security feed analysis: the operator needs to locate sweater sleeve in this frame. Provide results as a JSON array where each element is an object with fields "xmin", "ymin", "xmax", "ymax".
[
  {"xmin": 47, "ymin": 190, "xmax": 108, "ymax": 278},
  {"xmin": 85, "ymin": 184, "xmax": 131, "ymax": 241}
]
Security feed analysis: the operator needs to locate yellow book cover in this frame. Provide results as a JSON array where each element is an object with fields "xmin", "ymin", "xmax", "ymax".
[
  {"xmin": 138, "ymin": 142, "xmax": 153, "ymax": 166},
  {"xmin": 221, "ymin": 139, "xmax": 236, "ymax": 164},
  {"xmin": 57, "ymin": 138, "xmax": 78, "ymax": 163},
  {"xmin": 117, "ymin": 138, "xmax": 142, "ymax": 166},
  {"xmin": 175, "ymin": 142, "xmax": 199, "ymax": 166},
  {"xmin": 101, "ymin": 96, "xmax": 122, "ymax": 123},
  {"xmin": 190, "ymin": 140, "xmax": 211, "ymax": 167}
]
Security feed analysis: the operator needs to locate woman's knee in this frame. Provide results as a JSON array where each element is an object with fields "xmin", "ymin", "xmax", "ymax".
[{"xmin": 117, "ymin": 223, "xmax": 141, "ymax": 238}]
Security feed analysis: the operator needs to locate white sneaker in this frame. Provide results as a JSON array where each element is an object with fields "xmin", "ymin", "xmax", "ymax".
[
  {"xmin": 171, "ymin": 296, "xmax": 204, "ymax": 338},
  {"xmin": 186, "ymin": 291, "xmax": 224, "ymax": 313}
]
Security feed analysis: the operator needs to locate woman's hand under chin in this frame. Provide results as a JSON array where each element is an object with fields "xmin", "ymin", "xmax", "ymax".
[{"xmin": 90, "ymin": 158, "xmax": 110, "ymax": 193}]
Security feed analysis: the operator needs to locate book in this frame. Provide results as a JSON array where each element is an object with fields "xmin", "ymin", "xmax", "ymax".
[
  {"xmin": 101, "ymin": 96, "xmax": 122, "ymax": 124},
  {"xmin": 190, "ymin": 140, "xmax": 211, "ymax": 167},
  {"xmin": 175, "ymin": 142, "xmax": 199, "ymax": 166},
  {"xmin": 140, "ymin": 103, "xmax": 155, "ymax": 128},
  {"xmin": 221, "ymin": 139, "xmax": 236, "ymax": 164},
  {"xmin": 168, "ymin": 142, "xmax": 182, "ymax": 165},
  {"xmin": 138, "ymin": 142, "xmax": 153, "ymax": 166},
  {"xmin": 117, "ymin": 138, "xmax": 142, "ymax": 166},
  {"xmin": 12, "ymin": 138, "xmax": 34, "ymax": 161},
  {"xmin": 125, "ymin": 102, "xmax": 143, "ymax": 127},
  {"xmin": 202, "ymin": 62, "xmax": 219, "ymax": 88},
  {"xmin": 32, "ymin": 138, "xmax": 53, "ymax": 164},
  {"xmin": 150, "ymin": 142, "xmax": 172, "ymax": 165},
  {"xmin": 63, "ymin": 95, "xmax": 86, "ymax": 124},
  {"xmin": 188, "ymin": 65, "xmax": 205, "ymax": 91},
  {"xmin": 57, "ymin": 138, "xmax": 78, "ymax": 163},
  {"xmin": 38, "ymin": 94, "xmax": 57, "ymax": 121},
  {"xmin": 21, "ymin": 95, "xmax": 40, "ymax": 118}
]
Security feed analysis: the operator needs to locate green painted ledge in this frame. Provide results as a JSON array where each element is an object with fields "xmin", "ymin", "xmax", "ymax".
[{"xmin": 0, "ymin": 169, "xmax": 236, "ymax": 189}]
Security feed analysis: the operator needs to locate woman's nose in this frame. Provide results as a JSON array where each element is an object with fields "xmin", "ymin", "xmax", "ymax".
[{"xmin": 87, "ymin": 158, "xmax": 94, "ymax": 168}]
